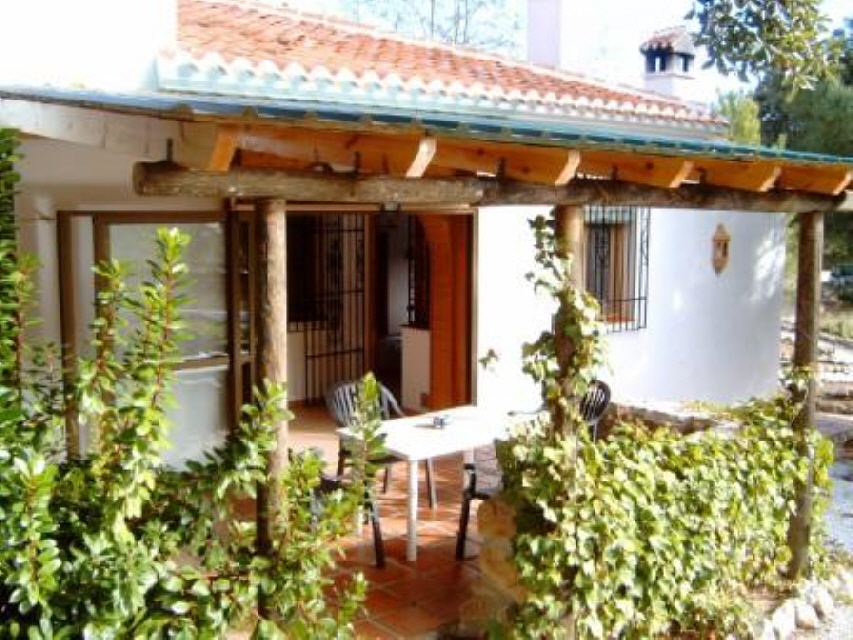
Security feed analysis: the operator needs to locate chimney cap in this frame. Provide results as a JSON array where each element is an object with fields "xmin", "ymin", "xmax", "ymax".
[{"xmin": 640, "ymin": 26, "xmax": 695, "ymax": 56}]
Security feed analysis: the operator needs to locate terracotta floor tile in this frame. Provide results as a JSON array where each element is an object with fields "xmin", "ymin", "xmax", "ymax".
[
  {"xmin": 354, "ymin": 619, "xmax": 400, "ymax": 639},
  {"xmin": 291, "ymin": 413, "xmax": 478, "ymax": 635},
  {"xmin": 375, "ymin": 604, "xmax": 447, "ymax": 636},
  {"xmin": 363, "ymin": 587, "xmax": 408, "ymax": 617},
  {"xmin": 359, "ymin": 559, "xmax": 415, "ymax": 584},
  {"xmin": 417, "ymin": 586, "xmax": 474, "ymax": 620}
]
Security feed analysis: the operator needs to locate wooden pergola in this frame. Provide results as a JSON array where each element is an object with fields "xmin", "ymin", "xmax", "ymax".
[
  {"xmin": 0, "ymin": 79, "xmax": 846, "ymax": 605},
  {"xmin": 131, "ymin": 116, "xmax": 851, "ymax": 581}
]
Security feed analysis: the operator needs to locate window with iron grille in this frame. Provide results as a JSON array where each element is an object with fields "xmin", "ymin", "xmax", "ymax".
[{"xmin": 584, "ymin": 205, "xmax": 650, "ymax": 333}]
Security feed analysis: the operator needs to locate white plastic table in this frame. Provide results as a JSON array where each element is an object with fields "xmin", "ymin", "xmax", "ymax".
[{"xmin": 337, "ymin": 405, "xmax": 509, "ymax": 561}]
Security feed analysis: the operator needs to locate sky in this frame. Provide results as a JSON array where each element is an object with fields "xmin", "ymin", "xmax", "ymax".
[{"xmin": 283, "ymin": 0, "xmax": 850, "ymax": 107}]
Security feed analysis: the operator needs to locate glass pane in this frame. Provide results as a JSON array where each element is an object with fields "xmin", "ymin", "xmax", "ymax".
[
  {"xmin": 108, "ymin": 221, "xmax": 227, "ymax": 360},
  {"xmin": 162, "ymin": 365, "xmax": 229, "ymax": 468}
]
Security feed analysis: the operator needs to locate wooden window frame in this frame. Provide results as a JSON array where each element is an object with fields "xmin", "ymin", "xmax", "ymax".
[{"xmin": 58, "ymin": 209, "xmax": 240, "ymax": 431}]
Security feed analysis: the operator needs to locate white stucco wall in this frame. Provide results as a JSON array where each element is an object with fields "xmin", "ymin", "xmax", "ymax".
[
  {"xmin": 0, "ymin": 0, "xmax": 175, "ymax": 91},
  {"xmin": 475, "ymin": 206, "xmax": 555, "ymax": 413},
  {"xmin": 607, "ymin": 208, "xmax": 786, "ymax": 403},
  {"xmin": 474, "ymin": 205, "xmax": 787, "ymax": 409}
]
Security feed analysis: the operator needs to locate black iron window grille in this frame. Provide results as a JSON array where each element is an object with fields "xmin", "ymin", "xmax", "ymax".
[
  {"xmin": 407, "ymin": 216, "xmax": 431, "ymax": 329},
  {"xmin": 584, "ymin": 205, "xmax": 650, "ymax": 333},
  {"xmin": 289, "ymin": 213, "xmax": 366, "ymax": 402}
]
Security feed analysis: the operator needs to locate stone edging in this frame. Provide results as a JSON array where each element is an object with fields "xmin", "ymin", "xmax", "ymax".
[{"xmin": 754, "ymin": 569, "xmax": 853, "ymax": 639}]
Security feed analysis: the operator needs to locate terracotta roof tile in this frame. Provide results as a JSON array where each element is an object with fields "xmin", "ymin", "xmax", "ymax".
[{"xmin": 172, "ymin": 0, "xmax": 719, "ymax": 128}]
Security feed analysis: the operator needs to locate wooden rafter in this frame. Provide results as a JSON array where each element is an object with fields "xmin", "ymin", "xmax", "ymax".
[
  {"xmin": 697, "ymin": 159, "xmax": 782, "ymax": 192},
  {"xmin": 778, "ymin": 166, "xmax": 852, "ymax": 196},
  {"xmin": 430, "ymin": 139, "xmax": 581, "ymax": 185},
  {"xmin": 206, "ymin": 124, "xmax": 242, "ymax": 171},
  {"xmin": 173, "ymin": 122, "xmax": 853, "ymax": 198},
  {"xmin": 580, "ymin": 151, "xmax": 694, "ymax": 189},
  {"xmin": 406, "ymin": 137, "xmax": 438, "ymax": 178},
  {"xmin": 240, "ymin": 125, "xmax": 434, "ymax": 176}
]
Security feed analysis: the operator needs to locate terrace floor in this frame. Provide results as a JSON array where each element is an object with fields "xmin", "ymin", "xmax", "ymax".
[{"xmin": 290, "ymin": 404, "xmax": 483, "ymax": 639}]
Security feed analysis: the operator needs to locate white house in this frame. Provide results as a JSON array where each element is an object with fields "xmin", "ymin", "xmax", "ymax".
[{"xmin": 1, "ymin": 0, "xmax": 849, "ymax": 466}]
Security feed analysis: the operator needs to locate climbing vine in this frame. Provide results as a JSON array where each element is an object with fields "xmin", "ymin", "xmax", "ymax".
[{"xmin": 498, "ymin": 210, "xmax": 832, "ymax": 638}]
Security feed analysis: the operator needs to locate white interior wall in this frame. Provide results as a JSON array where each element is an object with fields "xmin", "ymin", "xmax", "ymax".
[
  {"xmin": 401, "ymin": 326, "xmax": 431, "ymax": 412},
  {"xmin": 387, "ymin": 220, "xmax": 409, "ymax": 333},
  {"xmin": 475, "ymin": 205, "xmax": 787, "ymax": 409}
]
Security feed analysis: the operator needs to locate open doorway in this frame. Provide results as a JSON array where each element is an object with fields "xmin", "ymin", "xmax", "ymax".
[{"xmin": 372, "ymin": 212, "xmax": 473, "ymax": 413}]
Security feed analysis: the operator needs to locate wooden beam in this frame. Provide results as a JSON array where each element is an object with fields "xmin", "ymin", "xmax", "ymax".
[
  {"xmin": 778, "ymin": 166, "xmax": 852, "ymax": 196},
  {"xmin": 134, "ymin": 161, "xmax": 486, "ymax": 203},
  {"xmin": 207, "ymin": 124, "xmax": 241, "ymax": 171},
  {"xmin": 241, "ymin": 126, "xmax": 430, "ymax": 176},
  {"xmin": 432, "ymin": 139, "xmax": 581, "ymax": 185},
  {"xmin": 406, "ymin": 137, "xmax": 437, "ymax": 178},
  {"xmin": 552, "ymin": 205, "xmax": 586, "ymax": 436},
  {"xmin": 555, "ymin": 205, "xmax": 585, "ymax": 287},
  {"xmin": 698, "ymin": 159, "xmax": 782, "ymax": 192},
  {"xmin": 786, "ymin": 209, "xmax": 823, "ymax": 579},
  {"xmin": 255, "ymin": 198, "xmax": 289, "ymax": 618},
  {"xmin": 581, "ymin": 152, "xmax": 694, "ymax": 189},
  {"xmin": 57, "ymin": 212, "xmax": 79, "ymax": 458},
  {"xmin": 133, "ymin": 161, "xmax": 852, "ymax": 213},
  {"xmin": 0, "ymin": 97, "xmax": 176, "ymax": 159},
  {"xmin": 175, "ymin": 122, "xmax": 244, "ymax": 170}
]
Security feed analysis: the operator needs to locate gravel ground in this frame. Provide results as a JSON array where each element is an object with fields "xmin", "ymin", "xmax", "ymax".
[
  {"xmin": 793, "ymin": 605, "xmax": 853, "ymax": 639},
  {"xmin": 825, "ymin": 456, "xmax": 853, "ymax": 555},
  {"xmin": 795, "ymin": 416, "xmax": 853, "ymax": 639}
]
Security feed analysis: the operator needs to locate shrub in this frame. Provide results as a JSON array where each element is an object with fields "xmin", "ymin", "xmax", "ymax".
[
  {"xmin": 500, "ymin": 381, "xmax": 833, "ymax": 638},
  {"xmin": 500, "ymin": 211, "xmax": 832, "ymax": 638},
  {"xmin": 0, "ymin": 129, "xmax": 373, "ymax": 637}
]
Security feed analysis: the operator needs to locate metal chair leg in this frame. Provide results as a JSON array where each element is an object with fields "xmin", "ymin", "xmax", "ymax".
[
  {"xmin": 456, "ymin": 493, "xmax": 471, "ymax": 560},
  {"xmin": 368, "ymin": 498, "xmax": 385, "ymax": 568},
  {"xmin": 425, "ymin": 459, "xmax": 438, "ymax": 508},
  {"xmin": 337, "ymin": 448, "xmax": 346, "ymax": 477}
]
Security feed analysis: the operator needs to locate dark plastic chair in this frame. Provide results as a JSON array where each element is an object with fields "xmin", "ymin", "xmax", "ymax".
[
  {"xmin": 455, "ymin": 380, "xmax": 612, "ymax": 560},
  {"xmin": 579, "ymin": 379, "xmax": 611, "ymax": 441},
  {"xmin": 325, "ymin": 379, "xmax": 437, "ymax": 508}
]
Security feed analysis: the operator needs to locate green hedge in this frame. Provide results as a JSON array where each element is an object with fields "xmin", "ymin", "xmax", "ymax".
[{"xmin": 499, "ymin": 387, "xmax": 833, "ymax": 638}]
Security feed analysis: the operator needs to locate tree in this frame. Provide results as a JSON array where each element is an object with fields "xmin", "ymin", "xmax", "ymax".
[
  {"xmin": 715, "ymin": 91, "xmax": 762, "ymax": 144},
  {"xmin": 337, "ymin": 0, "xmax": 524, "ymax": 57},
  {"xmin": 688, "ymin": 0, "xmax": 841, "ymax": 92},
  {"xmin": 754, "ymin": 18, "xmax": 853, "ymax": 266}
]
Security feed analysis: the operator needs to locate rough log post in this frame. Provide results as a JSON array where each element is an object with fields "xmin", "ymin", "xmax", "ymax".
[
  {"xmin": 553, "ymin": 205, "xmax": 585, "ymax": 435},
  {"xmin": 786, "ymin": 210, "xmax": 823, "ymax": 579},
  {"xmin": 255, "ymin": 198, "xmax": 289, "ymax": 618}
]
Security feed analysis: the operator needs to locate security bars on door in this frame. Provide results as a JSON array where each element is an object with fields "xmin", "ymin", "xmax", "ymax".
[
  {"xmin": 289, "ymin": 213, "xmax": 366, "ymax": 403},
  {"xmin": 584, "ymin": 205, "xmax": 650, "ymax": 333}
]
